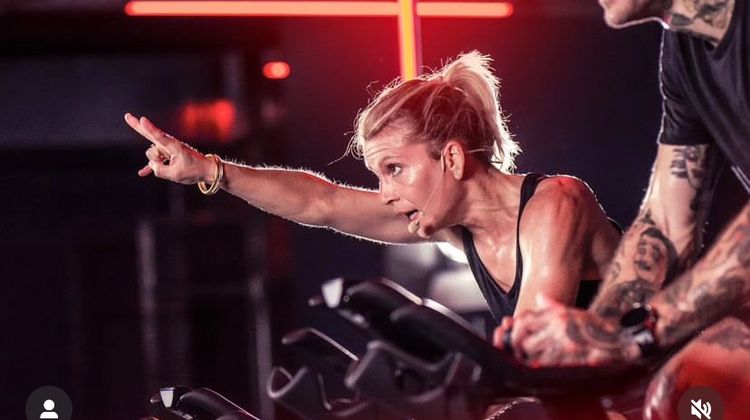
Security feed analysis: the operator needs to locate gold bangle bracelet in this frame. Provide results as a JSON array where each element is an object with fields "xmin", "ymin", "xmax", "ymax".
[{"xmin": 198, "ymin": 154, "xmax": 224, "ymax": 196}]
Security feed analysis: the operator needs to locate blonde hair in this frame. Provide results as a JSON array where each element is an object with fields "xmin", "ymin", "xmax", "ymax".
[{"xmin": 350, "ymin": 51, "xmax": 520, "ymax": 173}]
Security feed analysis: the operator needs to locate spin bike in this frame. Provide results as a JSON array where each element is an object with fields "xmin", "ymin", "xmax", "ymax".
[{"xmin": 149, "ymin": 277, "xmax": 648, "ymax": 420}]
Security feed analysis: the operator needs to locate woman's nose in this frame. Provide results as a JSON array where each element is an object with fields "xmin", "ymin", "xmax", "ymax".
[{"xmin": 379, "ymin": 182, "xmax": 397, "ymax": 205}]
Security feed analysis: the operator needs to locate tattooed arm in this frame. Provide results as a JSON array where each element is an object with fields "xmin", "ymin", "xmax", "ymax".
[
  {"xmin": 498, "ymin": 143, "xmax": 721, "ymax": 365},
  {"xmin": 509, "ymin": 199, "xmax": 750, "ymax": 366},
  {"xmin": 518, "ymin": 210, "xmax": 750, "ymax": 367},
  {"xmin": 590, "ymin": 143, "xmax": 721, "ymax": 321},
  {"xmin": 649, "ymin": 203, "xmax": 750, "ymax": 348}
]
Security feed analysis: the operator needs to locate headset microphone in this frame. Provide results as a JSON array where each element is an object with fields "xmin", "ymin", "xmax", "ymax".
[
  {"xmin": 407, "ymin": 217, "xmax": 420, "ymax": 234},
  {"xmin": 408, "ymin": 152, "xmax": 446, "ymax": 234}
]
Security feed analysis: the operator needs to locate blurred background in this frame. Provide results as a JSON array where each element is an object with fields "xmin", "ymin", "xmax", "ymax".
[{"xmin": 1, "ymin": 0, "xmax": 745, "ymax": 419}]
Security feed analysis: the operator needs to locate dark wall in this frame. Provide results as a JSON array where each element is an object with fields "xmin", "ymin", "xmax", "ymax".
[
  {"xmin": 0, "ymin": 14, "xmax": 277, "ymax": 420},
  {"xmin": 275, "ymin": 18, "xmax": 401, "ymax": 335}
]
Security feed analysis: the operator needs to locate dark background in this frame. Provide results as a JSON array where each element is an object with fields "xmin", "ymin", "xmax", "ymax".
[{"xmin": 1, "ymin": 1, "xmax": 745, "ymax": 419}]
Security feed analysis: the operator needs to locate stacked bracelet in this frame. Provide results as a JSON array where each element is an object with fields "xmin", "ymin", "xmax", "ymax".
[{"xmin": 198, "ymin": 153, "xmax": 224, "ymax": 196}]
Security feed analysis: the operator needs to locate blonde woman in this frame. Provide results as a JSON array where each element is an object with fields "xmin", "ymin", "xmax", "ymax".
[{"xmin": 126, "ymin": 52, "xmax": 620, "ymax": 331}]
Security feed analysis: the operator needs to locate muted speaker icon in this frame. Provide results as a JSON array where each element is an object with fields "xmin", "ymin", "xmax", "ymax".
[
  {"xmin": 690, "ymin": 398, "xmax": 712, "ymax": 419},
  {"xmin": 679, "ymin": 386, "xmax": 723, "ymax": 420}
]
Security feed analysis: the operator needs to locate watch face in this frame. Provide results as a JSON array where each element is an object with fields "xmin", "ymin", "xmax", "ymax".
[{"xmin": 620, "ymin": 306, "xmax": 649, "ymax": 328}]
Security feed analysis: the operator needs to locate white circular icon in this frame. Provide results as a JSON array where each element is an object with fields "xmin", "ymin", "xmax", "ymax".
[{"xmin": 26, "ymin": 387, "xmax": 71, "ymax": 420}]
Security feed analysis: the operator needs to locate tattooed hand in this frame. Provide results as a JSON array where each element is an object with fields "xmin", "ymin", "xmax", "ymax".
[{"xmin": 496, "ymin": 295, "xmax": 641, "ymax": 366}]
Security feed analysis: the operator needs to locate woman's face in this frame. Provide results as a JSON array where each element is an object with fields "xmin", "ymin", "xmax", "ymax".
[{"xmin": 363, "ymin": 124, "xmax": 449, "ymax": 238}]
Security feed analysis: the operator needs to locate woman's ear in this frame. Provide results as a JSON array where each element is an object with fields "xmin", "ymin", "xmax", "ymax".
[{"xmin": 443, "ymin": 140, "xmax": 466, "ymax": 179}]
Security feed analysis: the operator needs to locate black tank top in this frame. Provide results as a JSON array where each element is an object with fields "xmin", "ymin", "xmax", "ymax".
[{"xmin": 461, "ymin": 173, "xmax": 603, "ymax": 323}]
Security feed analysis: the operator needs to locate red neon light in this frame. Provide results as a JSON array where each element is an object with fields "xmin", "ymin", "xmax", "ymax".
[
  {"xmin": 180, "ymin": 99, "xmax": 237, "ymax": 143},
  {"xmin": 263, "ymin": 61, "xmax": 291, "ymax": 80},
  {"xmin": 124, "ymin": 1, "xmax": 514, "ymax": 18},
  {"xmin": 398, "ymin": 0, "xmax": 420, "ymax": 80},
  {"xmin": 418, "ymin": 3, "xmax": 513, "ymax": 18},
  {"xmin": 125, "ymin": 1, "xmax": 513, "ymax": 84},
  {"xmin": 125, "ymin": 1, "xmax": 397, "ymax": 17}
]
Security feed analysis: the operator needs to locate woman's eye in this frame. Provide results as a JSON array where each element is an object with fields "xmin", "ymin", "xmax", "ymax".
[{"xmin": 387, "ymin": 164, "xmax": 402, "ymax": 175}]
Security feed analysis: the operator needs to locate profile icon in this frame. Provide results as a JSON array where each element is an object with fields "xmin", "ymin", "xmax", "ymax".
[
  {"xmin": 40, "ymin": 399, "xmax": 58, "ymax": 419},
  {"xmin": 26, "ymin": 386, "xmax": 72, "ymax": 420}
]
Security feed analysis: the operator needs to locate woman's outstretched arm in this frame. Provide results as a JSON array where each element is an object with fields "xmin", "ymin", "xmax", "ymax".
[{"xmin": 126, "ymin": 113, "xmax": 428, "ymax": 244}]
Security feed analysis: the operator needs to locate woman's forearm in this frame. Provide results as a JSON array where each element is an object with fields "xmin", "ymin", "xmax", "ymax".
[{"xmin": 220, "ymin": 162, "xmax": 339, "ymax": 227}]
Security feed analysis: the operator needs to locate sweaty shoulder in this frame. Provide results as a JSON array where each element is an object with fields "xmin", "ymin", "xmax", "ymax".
[
  {"xmin": 517, "ymin": 176, "xmax": 602, "ymax": 257},
  {"xmin": 525, "ymin": 175, "xmax": 596, "ymax": 219}
]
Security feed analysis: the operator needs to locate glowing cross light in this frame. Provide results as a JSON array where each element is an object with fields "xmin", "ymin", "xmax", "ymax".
[
  {"xmin": 398, "ymin": 0, "xmax": 420, "ymax": 80},
  {"xmin": 124, "ymin": 1, "xmax": 514, "ymax": 79}
]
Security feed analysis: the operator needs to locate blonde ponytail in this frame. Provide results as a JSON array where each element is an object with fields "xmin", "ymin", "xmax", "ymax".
[{"xmin": 351, "ymin": 51, "xmax": 520, "ymax": 173}]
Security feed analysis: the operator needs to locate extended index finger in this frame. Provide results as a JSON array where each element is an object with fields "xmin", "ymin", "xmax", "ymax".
[{"xmin": 124, "ymin": 113, "xmax": 170, "ymax": 149}]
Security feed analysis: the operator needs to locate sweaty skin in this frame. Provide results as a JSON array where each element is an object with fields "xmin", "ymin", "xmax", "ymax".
[{"xmin": 502, "ymin": 0, "xmax": 741, "ymax": 366}]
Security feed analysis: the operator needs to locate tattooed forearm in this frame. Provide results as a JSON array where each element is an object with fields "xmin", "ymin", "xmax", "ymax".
[
  {"xmin": 605, "ymin": 261, "xmax": 621, "ymax": 282},
  {"xmin": 652, "ymin": 204, "xmax": 750, "ymax": 347},
  {"xmin": 593, "ymin": 145, "xmax": 718, "ymax": 321},
  {"xmin": 701, "ymin": 320, "xmax": 750, "ymax": 351},
  {"xmin": 662, "ymin": 269, "xmax": 694, "ymax": 306},
  {"xmin": 670, "ymin": 146, "xmax": 705, "ymax": 190},
  {"xmin": 593, "ymin": 279, "xmax": 659, "ymax": 319},
  {"xmin": 585, "ymin": 319, "xmax": 624, "ymax": 345},
  {"xmin": 636, "ymin": 226, "xmax": 679, "ymax": 282},
  {"xmin": 592, "ymin": 211, "xmax": 678, "ymax": 318},
  {"xmin": 560, "ymin": 316, "xmax": 624, "ymax": 363},
  {"xmin": 669, "ymin": 145, "xmax": 722, "ymax": 214},
  {"xmin": 699, "ymin": 208, "xmax": 750, "ymax": 270},
  {"xmin": 660, "ymin": 273, "xmax": 746, "ymax": 344}
]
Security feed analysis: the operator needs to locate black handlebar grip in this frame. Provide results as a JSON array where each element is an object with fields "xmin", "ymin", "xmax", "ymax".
[{"xmin": 502, "ymin": 327, "xmax": 514, "ymax": 354}]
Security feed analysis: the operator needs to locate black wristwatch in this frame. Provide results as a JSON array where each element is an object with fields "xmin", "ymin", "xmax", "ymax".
[{"xmin": 620, "ymin": 303, "xmax": 660, "ymax": 359}]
